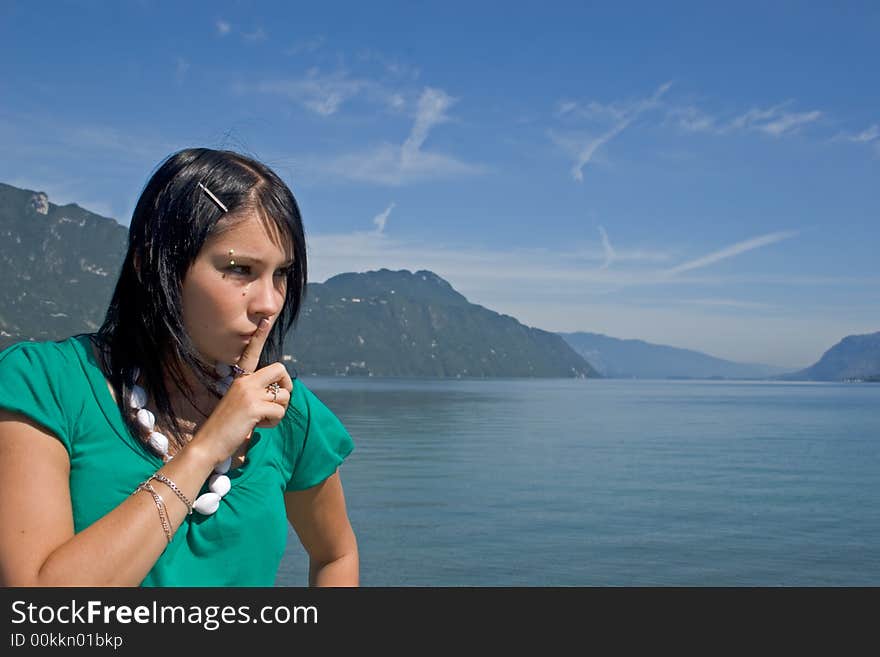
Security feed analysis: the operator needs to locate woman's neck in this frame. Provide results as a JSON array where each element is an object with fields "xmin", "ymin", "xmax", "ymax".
[
  {"xmin": 91, "ymin": 338, "xmax": 219, "ymax": 421},
  {"xmin": 159, "ymin": 361, "xmax": 220, "ymax": 421}
]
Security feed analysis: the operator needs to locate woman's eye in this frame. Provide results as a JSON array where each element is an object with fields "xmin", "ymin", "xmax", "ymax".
[{"xmin": 225, "ymin": 265, "xmax": 288, "ymax": 278}]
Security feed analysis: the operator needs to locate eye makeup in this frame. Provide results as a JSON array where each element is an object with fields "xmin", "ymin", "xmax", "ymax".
[{"xmin": 219, "ymin": 248, "xmax": 293, "ymax": 286}]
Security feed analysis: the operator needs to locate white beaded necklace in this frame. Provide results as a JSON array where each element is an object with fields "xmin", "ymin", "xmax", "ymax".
[{"xmin": 126, "ymin": 362, "xmax": 238, "ymax": 515}]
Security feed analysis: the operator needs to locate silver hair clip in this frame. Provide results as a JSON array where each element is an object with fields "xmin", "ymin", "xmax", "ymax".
[{"xmin": 198, "ymin": 182, "xmax": 228, "ymax": 213}]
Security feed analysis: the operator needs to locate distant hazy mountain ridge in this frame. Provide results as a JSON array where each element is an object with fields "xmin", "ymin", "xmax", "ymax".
[
  {"xmin": 557, "ymin": 331, "xmax": 792, "ymax": 379},
  {"xmin": 780, "ymin": 332, "xmax": 880, "ymax": 381}
]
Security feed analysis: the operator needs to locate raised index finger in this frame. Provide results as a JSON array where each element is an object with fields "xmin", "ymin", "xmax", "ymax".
[{"xmin": 235, "ymin": 316, "xmax": 272, "ymax": 373}]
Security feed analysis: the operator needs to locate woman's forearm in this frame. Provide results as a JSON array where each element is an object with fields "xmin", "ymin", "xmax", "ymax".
[{"xmin": 33, "ymin": 442, "xmax": 217, "ymax": 586}]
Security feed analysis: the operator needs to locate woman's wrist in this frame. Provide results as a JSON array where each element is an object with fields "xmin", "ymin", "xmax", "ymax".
[{"xmin": 173, "ymin": 435, "xmax": 223, "ymax": 476}]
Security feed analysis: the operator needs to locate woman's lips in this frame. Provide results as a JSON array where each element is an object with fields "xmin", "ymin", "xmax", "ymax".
[{"xmin": 237, "ymin": 325, "xmax": 262, "ymax": 342}]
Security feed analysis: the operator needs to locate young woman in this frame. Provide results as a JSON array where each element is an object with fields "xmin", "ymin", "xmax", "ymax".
[{"xmin": 0, "ymin": 148, "xmax": 358, "ymax": 586}]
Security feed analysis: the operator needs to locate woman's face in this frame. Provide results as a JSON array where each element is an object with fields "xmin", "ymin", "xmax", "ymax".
[{"xmin": 180, "ymin": 209, "xmax": 294, "ymax": 365}]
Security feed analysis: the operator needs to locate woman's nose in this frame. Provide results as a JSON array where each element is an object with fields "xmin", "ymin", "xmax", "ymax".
[{"xmin": 248, "ymin": 275, "xmax": 285, "ymax": 317}]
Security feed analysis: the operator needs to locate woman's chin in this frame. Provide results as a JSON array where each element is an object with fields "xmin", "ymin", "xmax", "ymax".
[{"xmin": 199, "ymin": 345, "xmax": 243, "ymax": 367}]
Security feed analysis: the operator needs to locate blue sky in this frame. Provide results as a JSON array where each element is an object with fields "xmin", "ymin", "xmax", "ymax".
[{"xmin": 2, "ymin": 1, "xmax": 878, "ymax": 368}]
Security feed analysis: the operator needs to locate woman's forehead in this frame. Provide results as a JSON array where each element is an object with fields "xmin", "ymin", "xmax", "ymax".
[{"xmin": 204, "ymin": 211, "xmax": 295, "ymax": 260}]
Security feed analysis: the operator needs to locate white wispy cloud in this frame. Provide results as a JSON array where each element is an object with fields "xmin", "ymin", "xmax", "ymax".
[
  {"xmin": 663, "ymin": 230, "xmax": 800, "ymax": 276},
  {"xmin": 752, "ymin": 110, "xmax": 822, "ymax": 137},
  {"xmin": 850, "ymin": 124, "xmax": 880, "ymax": 142},
  {"xmin": 215, "ymin": 20, "xmax": 231, "ymax": 36},
  {"xmin": 256, "ymin": 71, "xmax": 364, "ymax": 116},
  {"xmin": 321, "ymin": 145, "xmax": 485, "ymax": 185},
  {"xmin": 401, "ymin": 88, "xmax": 451, "ymax": 164},
  {"xmin": 598, "ymin": 226, "xmax": 615, "ymax": 270},
  {"xmin": 672, "ymin": 101, "xmax": 822, "ymax": 137},
  {"xmin": 555, "ymin": 100, "xmax": 577, "ymax": 116},
  {"xmin": 549, "ymin": 126, "xmax": 623, "ymax": 182},
  {"xmin": 253, "ymin": 68, "xmax": 406, "ymax": 116},
  {"xmin": 667, "ymin": 105, "xmax": 717, "ymax": 133},
  {"xmin": 318, "ymin": 87, "xmax": 486, "ymax": 185},
  {"xmin": 553, "ymin": 82, "xmax": 672, "ymax": 182},
  {"xmin": 833, "ymin": 123, "xmax": 880, "ymax": 156},
  {"xmin": 372, "ymin": 202, "xmax": 395, "ymax": 234}
]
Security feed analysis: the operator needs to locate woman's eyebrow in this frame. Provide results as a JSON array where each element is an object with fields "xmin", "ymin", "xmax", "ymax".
[{"xmin": 222, "ymin": 253, "xmax": 295, "ymax": 265}]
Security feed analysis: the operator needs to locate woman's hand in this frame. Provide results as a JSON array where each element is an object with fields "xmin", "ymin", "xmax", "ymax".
[{"xmin": 191, "ymin": 318, "xmax": 293, "ymax": 465}]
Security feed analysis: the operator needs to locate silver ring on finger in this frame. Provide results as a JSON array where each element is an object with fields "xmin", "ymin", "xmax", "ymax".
[{"xmin": 266, "ymin": 381, "xmax": 280, "ymax": 402}]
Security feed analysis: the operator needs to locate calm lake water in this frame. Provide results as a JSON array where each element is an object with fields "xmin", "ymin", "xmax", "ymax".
[{"xmin": 276, "ymin": 377, "xmax": 880, "ymax": 586}]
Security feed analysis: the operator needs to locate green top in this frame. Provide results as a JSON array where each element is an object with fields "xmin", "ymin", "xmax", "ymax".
[{"xmin": 0, "ymin": 334, "xmax": 354, "ymax": 587}]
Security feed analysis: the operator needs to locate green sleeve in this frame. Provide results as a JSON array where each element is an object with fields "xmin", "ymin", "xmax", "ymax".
[
  {"xmin": 285, "ymin": 382, "xmax": 354, "ymax": 492},
  {"xmin": 0, "ymin": 341, "xmax": 72, "ymax": 452}
]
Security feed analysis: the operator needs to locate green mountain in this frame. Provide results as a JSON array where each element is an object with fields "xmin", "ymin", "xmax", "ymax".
[
  {"xmin": 779, "ymin": 331, "xmax": 880, "ymax": 381},
  {"xmin": 0, "ymin": 182, "xmax": 596, "ymax": 378},
  {"xmin": 287, "ymin": 269, "xmax": 598, "ymax": 377},
  {"xmin": 557, "ymin": 331, "xmax": 792, "ymax": 380},
  {"xmin": 0, "ymin": 182, "xmax": 126, "ymax": 350}
]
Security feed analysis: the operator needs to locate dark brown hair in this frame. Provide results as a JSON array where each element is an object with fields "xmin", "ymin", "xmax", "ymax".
[{"xmin": 87, "ymin": 148, "xmax": 307, "ymax": 452}]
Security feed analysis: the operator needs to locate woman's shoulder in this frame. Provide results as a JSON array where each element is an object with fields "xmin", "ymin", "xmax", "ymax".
[
  {"xmin": 281, "ymin": 377, "xmax": 354, "ymax": 492},
  {"xmin": 0, "ymin": 334, "xmax": 94, "ymax": 450},
  {"xmin": 0, "ymin": 333, "xmax": 89, "ymax": 371}
]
